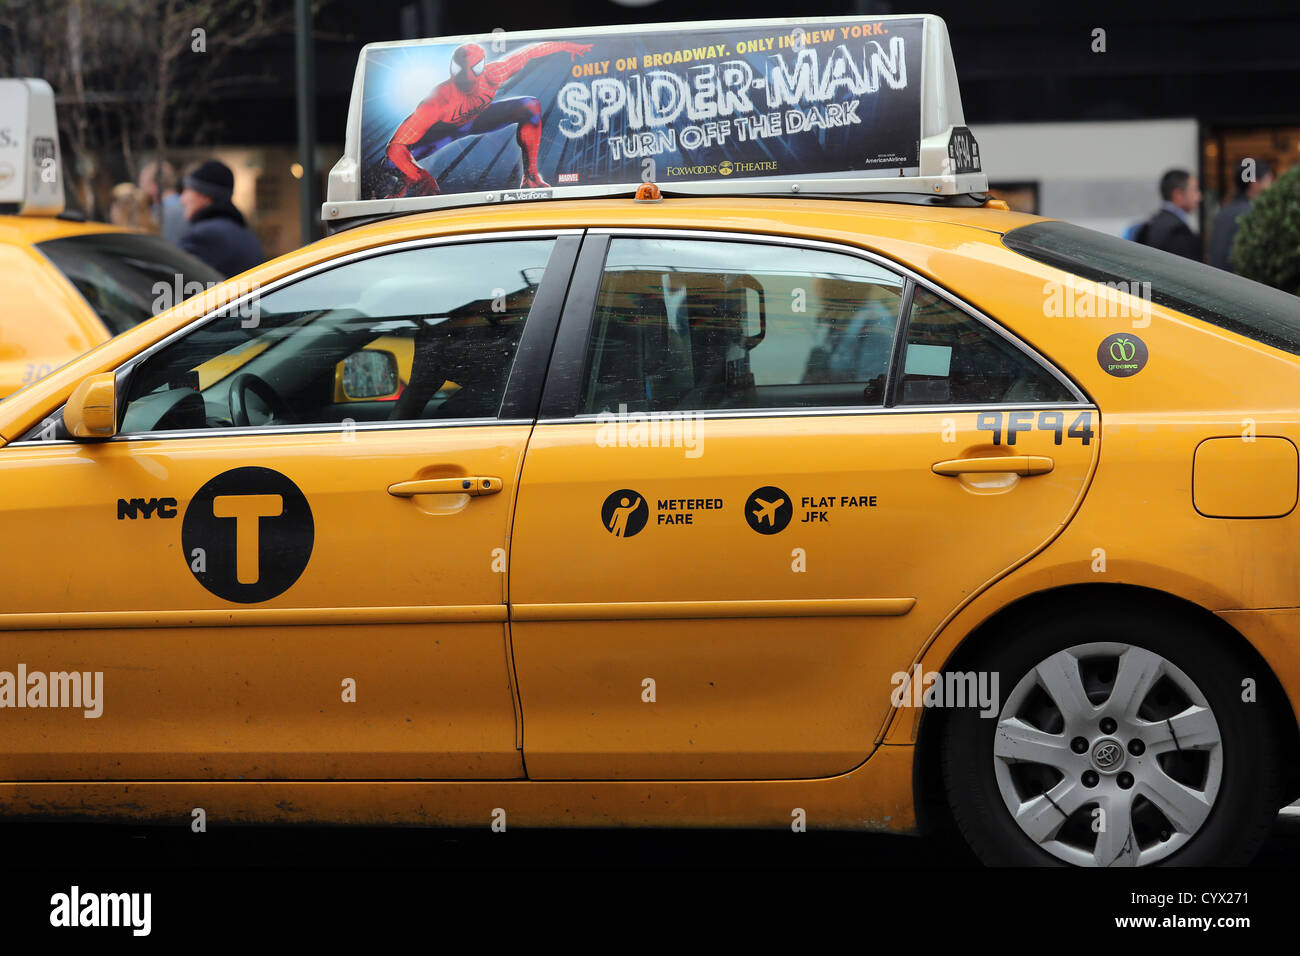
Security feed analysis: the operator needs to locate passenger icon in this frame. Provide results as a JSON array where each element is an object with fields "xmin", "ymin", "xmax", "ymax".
[
  {"xmin": 601, "ymin": 489, "xmax": 648, "ymax": 538},
  {"xmin": 744, "ymin": 486, "xmax": 792, "ymax": 534}
]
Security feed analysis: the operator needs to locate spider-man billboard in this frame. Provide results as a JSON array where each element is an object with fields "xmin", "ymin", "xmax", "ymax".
[{"xmin": 357, "ymin": 17, "xmax": 925, "ymax": 201}]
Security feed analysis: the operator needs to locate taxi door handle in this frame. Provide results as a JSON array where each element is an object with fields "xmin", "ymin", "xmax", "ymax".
[
  {"xmin": 932, "ymin": 456, "xmax": 1055, "ymax": 477},
  {"xmin": 387, "ymin": 477, "xmax": 503, "ymax": 497}
]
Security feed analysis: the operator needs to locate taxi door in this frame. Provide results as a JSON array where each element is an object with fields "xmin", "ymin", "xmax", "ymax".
[
  {"xmin": 509, "ymin": 232, "xmax": 1098, "ymax": 780},
  {"xmin": 0, "ymin": 233, "xmax": 576, "ymax": 781}
]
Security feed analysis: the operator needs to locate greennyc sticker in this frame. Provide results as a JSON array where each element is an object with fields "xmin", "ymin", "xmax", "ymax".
[{"xmin": 1097, "ymin": 333, "xmax": 1148, "ymax": 377}]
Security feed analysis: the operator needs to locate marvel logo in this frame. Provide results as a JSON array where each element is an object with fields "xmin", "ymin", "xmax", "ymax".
[{"xmin": 557, "ymin": 173, "xmax": 579, "ymax": 183}]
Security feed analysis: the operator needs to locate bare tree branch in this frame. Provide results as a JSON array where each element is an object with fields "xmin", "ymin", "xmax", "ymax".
[{"xmin": 0, "ymin": 0, "xmax": 304, "ymax": 216}]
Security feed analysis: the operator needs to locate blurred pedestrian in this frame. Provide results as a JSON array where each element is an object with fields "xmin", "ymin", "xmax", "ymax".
[
  {"xmin": 178, "ymin": 160, "xmax": 266, "ymax": 278},
  {"xmin": 139, "ymin": 159, "xmax": 186, "ymax": 244},
  {"xmin": 1209, "ymin": 159, "xmax": 1275, "ymax": 272},
  {"xmin": 1136, "ymin": 169, "xmax": 1202, "ymax": 260},
  {"xmin": 108, "ymin": 183, "xmax": 157, "ymax": 231}
]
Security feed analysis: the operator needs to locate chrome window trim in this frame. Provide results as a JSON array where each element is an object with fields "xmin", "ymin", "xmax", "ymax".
[
  {"xmin": 8, "ymin": 417, "xmax": 535, "ymax": 448},
  {"xmin": 9, "ymin": 229, "xmax": 581, "ymax": 449},
  {"xmin": 584, "ymin": 227, "xmax": 1091, "ymax": 408},
  {"xmin": 537, "ymin": 401, "xmax": 1094, "ymax": 427}
]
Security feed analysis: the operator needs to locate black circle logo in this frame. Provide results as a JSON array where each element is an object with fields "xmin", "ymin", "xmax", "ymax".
[
  {"xmin": 601, "ymin": 489, "xmax": 648, "ymax": 538},
  {"xmin": 182, "ymin": 466, "xmax": 314, "ymax": 603},
  {"xmin": 1097, "ymin": 333, "xmax": 1148, "ymax": 377},
  {"xmin": 744, "ymin": 486, "xmax": 792, "ymax": 534}
]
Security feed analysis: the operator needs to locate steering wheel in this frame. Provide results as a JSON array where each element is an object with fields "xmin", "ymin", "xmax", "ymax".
[{"xmin": 229, "ymin": 373, "xmax": 289, "ymax": 427}]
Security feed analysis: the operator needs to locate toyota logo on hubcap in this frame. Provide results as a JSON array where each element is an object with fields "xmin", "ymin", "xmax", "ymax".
[{"xmin": 1091, "ymin": 739, "xmax": 1124, "ymax": 771}]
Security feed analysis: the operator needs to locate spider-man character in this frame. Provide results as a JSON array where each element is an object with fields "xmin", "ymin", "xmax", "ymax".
[{"xmin": 384, "ymin": 40, "xmax": 593, "ymax": 197}]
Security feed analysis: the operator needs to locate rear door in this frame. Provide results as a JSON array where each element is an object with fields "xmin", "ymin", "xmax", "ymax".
[{"xmin": 509, "ymin": 230, "xmax": 1099, "ymax": 780}]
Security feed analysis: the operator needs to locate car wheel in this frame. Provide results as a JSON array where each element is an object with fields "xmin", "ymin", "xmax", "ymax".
[{"xmin": 940, "ymin": 607, "xmax": 1282, "ymax": 866}]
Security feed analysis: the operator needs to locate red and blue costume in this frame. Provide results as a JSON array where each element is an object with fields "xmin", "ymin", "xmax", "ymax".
[{"xmin": 385, "ymin": 40, "xmax": 592, "ymax": 197}]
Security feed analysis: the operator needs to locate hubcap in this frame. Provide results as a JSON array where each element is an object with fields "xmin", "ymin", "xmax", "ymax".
[{"xmin": 993, "ymin": 642, "xmax": 1223, "ymax": 866}]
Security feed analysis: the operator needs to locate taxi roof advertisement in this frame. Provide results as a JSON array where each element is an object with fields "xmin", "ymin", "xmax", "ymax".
[
  {"xmin": 326, "ymin": 15, "xmax": 987, "ymax": 222},
  {"xmin": 356, "ymin": 17, "xmax": 925, "ymax": 203}
]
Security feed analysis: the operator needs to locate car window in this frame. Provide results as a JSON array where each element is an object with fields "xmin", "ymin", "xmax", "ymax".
[
  {"xmin": 897, "ymin": 287, "xmax": 1075, "ymax": 405},
  {"xmin": 116, "ymin": 238, "xmax": 555, "ymax": 434},
  {"xmin": 0, "ymin": 242, "xmax": 104, "ymax": 402},
  {"xmin": 1003, "ymin": 220, "xmax": 1300, "ymax": 355},
  {"xmin": 579, "ymin": 237, "xmax": 904, "ymax": 414},
  {"xmin": 36, "ymin": 232, "xmax": 223, "ymax": 336}
]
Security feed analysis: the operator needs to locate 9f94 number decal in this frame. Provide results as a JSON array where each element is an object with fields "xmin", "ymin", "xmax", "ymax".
[{"xmin": 977, "ymin": 410, "xmax": 1094, "ymax": 445}]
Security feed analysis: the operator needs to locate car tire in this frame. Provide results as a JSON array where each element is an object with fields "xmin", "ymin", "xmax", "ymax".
[{"xmin": 940, "ymin": 605, "xmax": 1282, "ymax": 866}]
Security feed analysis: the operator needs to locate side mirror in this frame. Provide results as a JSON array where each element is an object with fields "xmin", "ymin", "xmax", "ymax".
[
  {"xmin": 63, "ymin": 372, "xmax": 119, "ymax": 439},
  {"xmin": 334, "ymin": 349, "xmax": 400, "ymax": 402}
]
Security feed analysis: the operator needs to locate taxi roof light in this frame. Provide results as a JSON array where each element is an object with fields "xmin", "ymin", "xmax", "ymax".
[
  {"xmin": 323, "ymin": 15, "xmax": 987, "ymax": 225},
  {"xmin": 0, "ymin": 79, "xmax": 65, "ymax": 217}
]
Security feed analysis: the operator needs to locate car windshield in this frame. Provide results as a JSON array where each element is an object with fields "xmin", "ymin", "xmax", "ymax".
[
  {"xmin": 1002, "ymin": 220, "xmax": 1300, "ymax": 355},
  {"xmin": 36, "ymin": 231, "xmax": 223, "ymax": 336}
]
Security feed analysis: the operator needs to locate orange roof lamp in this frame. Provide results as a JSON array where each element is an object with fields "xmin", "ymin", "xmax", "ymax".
[{"xmin": 634, "ymin": 182, "xmax": 662, "ymax": 203}]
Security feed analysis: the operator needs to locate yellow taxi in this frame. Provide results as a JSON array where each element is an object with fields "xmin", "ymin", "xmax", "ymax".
[
  {"xmin": 0, "ymin": 80, "xmax": 220, "ymax": 398},
  {"xmin": 1, "ymin": 16, "xmax": 1298, "ymax": 868}
]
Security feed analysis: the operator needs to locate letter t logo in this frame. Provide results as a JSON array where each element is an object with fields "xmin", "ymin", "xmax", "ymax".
[{"xmin": 212, "ymin": 494, "xmax": 283, "ymax": 584}]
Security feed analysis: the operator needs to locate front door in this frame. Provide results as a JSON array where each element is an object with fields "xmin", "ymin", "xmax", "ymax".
[{"xmin": 0, "ymin": 233, "xmax": 574, "ymax": 780}]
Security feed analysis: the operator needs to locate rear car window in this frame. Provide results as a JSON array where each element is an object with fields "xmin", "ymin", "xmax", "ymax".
[
  {"xmin": 1003, "ymin": 220, "xmax": 1300, "ymax": 355},
  {"xmin": 36, "ymin": 232, "xmax": 223, "ymax": 336},
  {"xmin": 898, "ymin": 288, "xmax": 1076, "ymax": 405}
]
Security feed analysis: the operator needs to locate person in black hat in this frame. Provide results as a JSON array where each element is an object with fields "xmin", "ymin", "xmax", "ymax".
[{"xmin": 178, "ymin": 159, "xmax": 266, "ymax": 278}]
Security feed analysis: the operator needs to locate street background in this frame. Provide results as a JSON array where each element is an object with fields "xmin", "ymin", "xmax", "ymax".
[{"xmin": 3, "ymin": 0, "xmax": 1299, "ymax": 257}]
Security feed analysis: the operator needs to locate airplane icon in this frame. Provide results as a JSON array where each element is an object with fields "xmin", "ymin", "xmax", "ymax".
[{"xmin": 751, "ymin": 497, "xmax": 785, "ymax": 525}]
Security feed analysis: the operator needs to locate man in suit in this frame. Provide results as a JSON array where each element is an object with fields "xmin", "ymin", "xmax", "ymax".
[
  {"xmin": 1208, "ymin": 159, "xmax": 1275, "ymax": 272},
  {"xmin": 1137, "ymin": 169, "xmax": 1203, "ymax": 261}
]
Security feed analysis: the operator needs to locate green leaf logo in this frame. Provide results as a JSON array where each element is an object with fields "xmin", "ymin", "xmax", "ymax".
[{"xmin": 1109, "ymin": 338, "xmax": 1136, "ymax": 362}]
